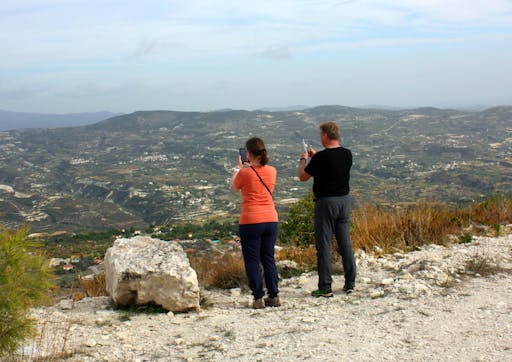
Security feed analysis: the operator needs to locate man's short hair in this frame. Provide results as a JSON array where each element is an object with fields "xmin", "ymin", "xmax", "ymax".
[{"xmin": 320, "ymin": 121, "xmax": 340, "ymax": 140}]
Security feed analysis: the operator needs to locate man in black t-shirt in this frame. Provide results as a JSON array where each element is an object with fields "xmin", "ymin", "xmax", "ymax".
[{"xmin": 298, "ymin": 121, "xmax": 356, "ymax": 297}]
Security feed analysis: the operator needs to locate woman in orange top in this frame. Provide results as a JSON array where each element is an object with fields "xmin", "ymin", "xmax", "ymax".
[{"xmin": 231, "ymin": 137, "xmax": 280, "ymax": 309}]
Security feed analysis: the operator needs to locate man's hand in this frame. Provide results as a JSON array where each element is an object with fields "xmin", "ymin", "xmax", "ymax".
[{"xmin": 298, "ymin": 153, "xmax": 312, "ymax": 182}]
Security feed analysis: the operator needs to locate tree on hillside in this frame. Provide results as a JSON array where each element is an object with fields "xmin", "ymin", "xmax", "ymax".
[{"xmin": 0, "ymin": 227, "xmax": 52, "ymax": 356}]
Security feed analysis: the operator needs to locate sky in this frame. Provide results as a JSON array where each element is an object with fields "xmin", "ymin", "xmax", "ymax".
[{"xmin": 1, "ymin": 0, "xmax": 512, "ymax": 114}]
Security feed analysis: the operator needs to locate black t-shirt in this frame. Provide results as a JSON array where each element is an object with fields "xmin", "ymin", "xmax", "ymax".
[{"xmin": 304, "ymin": 146, "xmax": 352, "ymax": 198}]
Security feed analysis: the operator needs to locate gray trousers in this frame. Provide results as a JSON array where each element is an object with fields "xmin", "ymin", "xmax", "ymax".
[{"xmin": 314, "ymin": 195, "xmax": 356, "ymax": 290}]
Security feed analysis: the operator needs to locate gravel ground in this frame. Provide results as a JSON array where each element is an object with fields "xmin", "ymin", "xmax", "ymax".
[{"xmin": 27, "ymin": 234, "xmax": 512, "ymax": 361}]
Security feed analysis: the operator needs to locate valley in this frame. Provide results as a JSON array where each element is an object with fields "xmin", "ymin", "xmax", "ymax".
[{"xmin": 0, "ymin": 106, "xmax": 510, "ymax": 232}]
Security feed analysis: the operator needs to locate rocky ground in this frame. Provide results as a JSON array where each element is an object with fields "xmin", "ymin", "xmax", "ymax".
[{"xmin": 25, "ymin": 234, "xmax": 512, "ymax": 361}]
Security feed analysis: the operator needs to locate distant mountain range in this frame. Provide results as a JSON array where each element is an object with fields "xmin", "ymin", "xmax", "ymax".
[
  {"xmin": 0, "ymin": 110, "xmax": 123, "ymax": 131},
  {"xmin": 0, "ymin": 105, "xmax": 511, "ymax": 232},
  {"xmin": 256, "ymin": 105, "xmax": 311, "ymax": 112}
]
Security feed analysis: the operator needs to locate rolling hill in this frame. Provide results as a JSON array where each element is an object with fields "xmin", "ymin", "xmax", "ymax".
[{"xmin": 0, "ymin": 106, "xmax": 510, "ymax": 232}]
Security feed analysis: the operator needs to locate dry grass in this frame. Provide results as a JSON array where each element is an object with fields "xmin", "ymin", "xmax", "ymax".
[
  {"xmin": 349, "ymin": 195, "xmax": 512, "ymax": 255},
  {"xmin": 275, "ymin": 245, "xmax": 317, "ymax": 267},
  {"xmin": 73, "ymin": 274, "xmax": 108, "ymax": 300},
  {"xmin": 469, "ymin": 194, "xmax": 512, "ymax": 230},
  {"xmin": 464, "ymin": 252, "xmax": 506, "ymax": 276},
  {"xmin": 190, "ymin": 245, "xmax": 320, "ymax": 290},
  {"xmin": 351, "ymin": 202, "xmax": 464, "ymax": 254},
  {"xmin": 190, "ymin": 251, "xmax": 247, "ymax": 290},
  {"xmin": 14, "ymin": 315, "xmax": 73, "ymax": 361}
]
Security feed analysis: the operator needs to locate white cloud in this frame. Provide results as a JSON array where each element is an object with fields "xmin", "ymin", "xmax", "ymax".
[
  {"xmin": 381, "ymin": 0, "xmax": 512, "ymax": 24},
  {"xmin": 1, "ymin": 0, "xmax": 511, "ymax": 112},
  {"xmin": 2, "ymin": 0, "xmax": 511, "ymax": 65}
]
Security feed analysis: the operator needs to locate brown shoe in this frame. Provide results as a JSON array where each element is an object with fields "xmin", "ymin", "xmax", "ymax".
[
  {"xmin": 264, "ymin": 296, "xmax": 281, "ymax": 307},
  {"xmin": 252, "ymin": 298, "xmax": 265, "ymax": 309}
]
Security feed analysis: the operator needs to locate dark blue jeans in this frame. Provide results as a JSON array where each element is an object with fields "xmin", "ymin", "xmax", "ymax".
[
  {"xmin": 239, "ymin": 222, "xmax": 279, "ymax": 300},
  {"xmin": 314, "ymin": 196, "xmax": 356, "ymax": 290}
]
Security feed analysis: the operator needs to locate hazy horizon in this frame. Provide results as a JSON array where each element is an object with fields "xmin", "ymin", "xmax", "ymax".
[
  {"xmin": 0, "ymin": 103, "xmax": 508, "ymax": 116},
  {"xmin": 2, "ymin": 1, "xmax": 512, "ymax": 114}
]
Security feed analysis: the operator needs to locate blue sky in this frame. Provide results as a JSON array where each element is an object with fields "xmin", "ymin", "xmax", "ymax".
[{"xmin": 1, "ymin": 0, "xmax": 512, "ymax": 113}]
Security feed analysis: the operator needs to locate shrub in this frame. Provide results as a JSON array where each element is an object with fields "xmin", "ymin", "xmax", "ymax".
[
  {"xmin": 275, "ymin": 245, "xmax": 317, "ymax": 268},
  {"xmin": 278, "ymin": 193, "xmax": 315, "ymax": 247},
  {"xmin": 275, "ymin": 245, "xmax": 317, "ymax": 277},
  {"xmin": 0, "ymin": 227, "xmax": 52, "ymax": 356},
  {"xmin": 190, "ymin": 252, "xmax": 247, "ymax": 290},
  {"xmin": 469, "ymin": 193, "xmax": 512, "ymax": 226},
  {"xmin": 279, "ymin": 194, "xmax": 512, "ymax": 255},
  {"xmin": 464, "ymin": 252, "xmax": 504, "ymax": 276},
  {"xmin": 74, "ymin": 273, "xmax": 108, "ymax": 300},
  {"xmin": 459, "ymin": 233, "xmax": 473, "ymax": 244}
]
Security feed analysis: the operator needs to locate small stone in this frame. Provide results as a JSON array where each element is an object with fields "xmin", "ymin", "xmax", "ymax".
[
  {"xmin": 85, "ymin": 339, "xmax": 97, "ymax": 347},
  {"xmin": 230, "ymin": 288, "xmax": 241, "ymax": 298},
  {"xmin": 179, "ymin": 337, "xmax": 188, "ymax": 344},
  {"xmin": 360, "ymin": 277, "xmax": 371, "ymax": 284},
  {"xmin": 59, "ymin": 299, "xmax": 74, "ymax": 310},
  {"xmin": 401, "ymin": 273, "xmax": 413, "ymax": 280},
  {"xmin": 301, "ymin": 317, "xmax": 316, "ymax": 323},
  {"xmin": 381, "ymin": 278, "xmax": 394, "ymax": 286},
  {"xmin": 370, "ymin": 290, "xmax": 385, "ymax": 299},
  {"xmin": 257, "ymin": 341, "xmax": 272, "ymax": 348},
  {"xmin": 296, "ymin": 275, "xmax": 308, "ymax": 287}
]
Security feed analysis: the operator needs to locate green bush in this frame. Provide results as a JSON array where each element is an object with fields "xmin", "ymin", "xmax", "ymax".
[
  {"xmin": 278, "ymin": 193, "xmax": 315, "ymax": 247},
  {"xmin": 0, "ymin": 227, "xmax": 52, "ymax": 356}
]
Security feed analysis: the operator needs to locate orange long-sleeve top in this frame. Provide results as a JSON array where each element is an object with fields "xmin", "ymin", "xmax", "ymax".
[{"xmin": 232, "ymin": 165, "xmax": 278, "ymax": 225}]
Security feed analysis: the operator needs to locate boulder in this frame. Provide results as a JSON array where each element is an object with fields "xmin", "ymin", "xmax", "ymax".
[{"xmin": 104, "ymin": 236, "xmax": 199, "ymax": 312}]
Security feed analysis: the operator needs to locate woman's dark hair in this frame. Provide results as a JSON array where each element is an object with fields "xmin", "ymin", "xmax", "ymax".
[{"xmin": 246, "ymin": 137, "xmax": 269, "ymax": 165}]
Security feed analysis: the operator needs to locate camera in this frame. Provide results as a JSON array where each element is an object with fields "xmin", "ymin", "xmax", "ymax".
[{"xmin": 239, "ymin": 148, "xmax": 248, "ymax": 163}]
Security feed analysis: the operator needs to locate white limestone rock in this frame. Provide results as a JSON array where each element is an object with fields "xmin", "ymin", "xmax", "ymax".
[
  {"xmin": 59, "ymin": 299, "xmax": 74, "ymax": 310},
  {"xmin": 104, "ymin": 236, "xmax": 199, "ymax": 312}
]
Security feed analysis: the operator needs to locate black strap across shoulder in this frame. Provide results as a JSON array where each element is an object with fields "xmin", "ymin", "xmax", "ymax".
[{"xmin": 250, "ymin": 166, "xmax": 273, "ymax": 196}]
